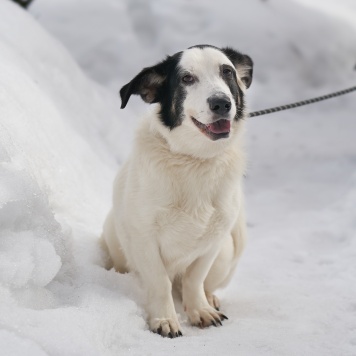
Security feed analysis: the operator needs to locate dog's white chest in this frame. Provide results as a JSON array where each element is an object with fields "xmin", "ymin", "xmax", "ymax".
[{"xmin": 154, "ymin": 188, "xmax": 238, "ymax": 275}]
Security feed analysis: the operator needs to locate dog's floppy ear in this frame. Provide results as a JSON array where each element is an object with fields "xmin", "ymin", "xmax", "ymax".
[
  {"xmin": 120, "ymin": 57, "xmax": 173, "ymax": 109},
  {"xmin": 221, "ymin": 47, "xmax": 253, "ymax": 89}
]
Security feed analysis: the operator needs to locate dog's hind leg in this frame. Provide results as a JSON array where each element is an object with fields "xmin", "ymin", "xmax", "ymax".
[{"xmin": 101, "ymin": 209, "xmax": 129, "ymax": 273}]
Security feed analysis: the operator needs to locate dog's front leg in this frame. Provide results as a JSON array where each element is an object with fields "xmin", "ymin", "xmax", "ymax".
[
  {"xmin": 182, "ymin": 250, "xmax": 228, "ymax": 328},
  {"xmin": 133, "ymin": 244, "xmax": 182, "ymax": 338}
]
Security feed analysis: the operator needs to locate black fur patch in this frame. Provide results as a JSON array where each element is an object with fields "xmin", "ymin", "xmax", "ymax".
[
  {"xmin": 235, "ymin": 85, "xmax": 245, "ymax": 121},
  {"xmin": 221, "ymin": 47, "xmax": 253, "ymax": 89},
  {"xmin": 157, "ymin": 55, "xmax": 187, "ymax": 129},
  {"xmin": 219, "ymin": 47, "xmax": 253, "ymax": 120},
  {"xmin": 219, "ymin": 64, "xmax": 244, "ymax": 121},
  {"xmin": 188, "ymin": 44, "xmax": 220, "ymax": 51},
  {"xmin": 119, "ymin": 52, "xmax": 184, "ymax": 129},
  {"xmin": 120, "ymin": 53, "xmax": 180, "ymax": 109}
]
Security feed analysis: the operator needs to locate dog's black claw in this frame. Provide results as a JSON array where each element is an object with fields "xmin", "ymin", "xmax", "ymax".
[
  {"xmin": 221, "ymin": 314, "xmax": 228, "ymax": 320},
  {"xmin": 168, "ymin": 332, "xmax": 173, "ymax": 339}
]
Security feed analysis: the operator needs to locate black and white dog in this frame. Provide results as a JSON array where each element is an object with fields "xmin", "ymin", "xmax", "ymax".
[{"xmin": 102, "ymin": 45, "xmax": 253, "ymax": 337}]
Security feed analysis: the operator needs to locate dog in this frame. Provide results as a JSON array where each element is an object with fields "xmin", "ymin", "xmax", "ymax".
[{"xmin": 102, "ymin": 45, "xmax": 253, "ymax": 338}]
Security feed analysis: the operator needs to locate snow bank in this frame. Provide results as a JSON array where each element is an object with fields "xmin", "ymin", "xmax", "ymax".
[
  {"xmin": 0, "ymin": 2, "xmax": 144, "ymax": 354},
  {"xmin": 1, "ymin": 0, "xmax": 356, "ymax": 355},
  {"xmin": 0, "ymin": 0, "xmax": 111, "ymax": 292}
]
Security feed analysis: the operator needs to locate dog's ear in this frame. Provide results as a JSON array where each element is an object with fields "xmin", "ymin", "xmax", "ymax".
[
  {"xmin": 221, "ymin": 47, "xmax": 253, "ymax": 89},
  {"xmin": 120, "ymin": 56, "xmax": 174, "ymax": 109}
]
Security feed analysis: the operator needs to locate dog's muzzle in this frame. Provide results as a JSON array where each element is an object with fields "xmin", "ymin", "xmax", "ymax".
[{"xmin": 191, "ymin": 117, "xmax": 231, "ymax": 141}]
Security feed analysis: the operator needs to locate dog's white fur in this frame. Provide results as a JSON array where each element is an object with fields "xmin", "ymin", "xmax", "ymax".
[{"xmin": 102, "ymin": 47, "xmax": 248, "ymax": 336}]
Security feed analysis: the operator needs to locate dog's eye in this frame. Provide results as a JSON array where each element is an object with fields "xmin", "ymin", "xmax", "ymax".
[
  {"xmin": 223, "ymin": 68, "xmax": 232, "ymax": 77},
  {"xmin": 182, "ymin": 75, "xmax": 195, "ymax": 84}
]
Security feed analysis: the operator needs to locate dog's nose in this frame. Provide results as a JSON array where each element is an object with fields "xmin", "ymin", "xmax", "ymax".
[{"xmin": 208, "ymin": 95, "xmax": 231, "ymax": 115}]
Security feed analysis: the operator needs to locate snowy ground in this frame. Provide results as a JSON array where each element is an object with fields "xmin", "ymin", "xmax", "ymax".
[{"xmin": 1, "ymin": 0, "xmax": 356, "ymax": 355}]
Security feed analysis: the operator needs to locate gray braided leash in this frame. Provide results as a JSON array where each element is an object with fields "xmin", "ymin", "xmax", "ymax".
[{"xmin": 249, "ymin": 85, "xmax": 356, "ymax": 118}]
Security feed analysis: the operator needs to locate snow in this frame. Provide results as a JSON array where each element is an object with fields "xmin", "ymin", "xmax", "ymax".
[
  {"xmin": 295, "ymin": 0, "xmax": 356, "ymax": 30},
  {"xmin": 0, "ymin": 0, "xmax": 355, "ymax": 355}
]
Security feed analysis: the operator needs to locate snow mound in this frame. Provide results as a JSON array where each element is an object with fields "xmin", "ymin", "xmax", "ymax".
[
  {"xmin": 0, "ymin": 330, "xmax": 47, "ymax": 356},
  {"xmin": 0, "ymin": 230, "xmax": 61, "ymax": 288},
  {"xmin": 0, "ymin": 2, "xmax": 151, "ymax": 354},
  {"xmin": 0, "ymin": 161, "xmax": 65, "ymax": 289}
]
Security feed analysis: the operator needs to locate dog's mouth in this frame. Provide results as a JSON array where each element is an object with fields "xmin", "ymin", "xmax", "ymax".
[{"xmin": 191, "ymin": 117, "xmax": 230, "ymax": 140}]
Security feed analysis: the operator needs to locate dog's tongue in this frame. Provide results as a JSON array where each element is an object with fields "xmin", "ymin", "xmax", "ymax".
[{"xmin": 207, "ymin": 119, "xmax": 231, "ymax": 134}]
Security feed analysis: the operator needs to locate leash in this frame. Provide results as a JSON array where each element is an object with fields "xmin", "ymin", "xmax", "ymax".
[{"xmin": 248, "ymin": 85, "xmax": 356, "ymax": 118}]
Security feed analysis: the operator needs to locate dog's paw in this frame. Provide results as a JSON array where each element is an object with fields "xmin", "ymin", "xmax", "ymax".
[
  {"xmin": 206, "ymin": 292, "xmax": 221, "ymax": 311},
  {"xmin": 150, "ymin": 318, "xmax": 183, "ymax": 338},
  {"xmin": 185, "ymin": 306, "xmax": 228, "ymax": 328}
]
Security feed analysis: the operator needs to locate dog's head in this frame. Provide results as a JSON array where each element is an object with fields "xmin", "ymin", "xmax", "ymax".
[{"xmin": 120, "ymin": 45, "xmax": 253, "ymax": 157}]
